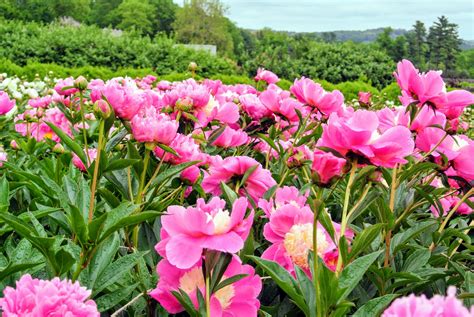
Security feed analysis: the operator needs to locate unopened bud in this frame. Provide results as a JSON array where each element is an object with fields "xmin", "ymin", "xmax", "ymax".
[
  {"xmin": 10, "ymin": 140, "xmax": 18, "ymax": 150},
  {"xmin": 74, "ymin": 76, "xmax": 89, "ymax": 91},
  {"xmin": 93, "ymin": 100, "xmax": 112, "ymax": 119},
  {"xmin": 188, "ymin": 62, "xmax": 198, "ymax": 72},
  {"xmin": 53, "ymin": 143, "xmax": 65, "ymax": 154}
]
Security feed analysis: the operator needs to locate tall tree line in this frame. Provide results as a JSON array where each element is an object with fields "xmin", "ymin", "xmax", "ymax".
[{"xmin": 376, "ymin": 16, "xmax": 463, "ymax": 75}]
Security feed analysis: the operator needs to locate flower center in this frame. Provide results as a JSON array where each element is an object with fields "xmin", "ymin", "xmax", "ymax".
[
  {"xmin": 214, "ymin": 282, "xmax": 235, "ymax": 310},
  {"xmin": 179, "ymin": 267, "xmax": 205, "ymax": 294},
  {"xmin": 283, "ymin": 223, "xmax": 329, "ymax": 269},
  {"xmin": 208, "ymin": 209, "xmax": 231, "ymax": 234}
]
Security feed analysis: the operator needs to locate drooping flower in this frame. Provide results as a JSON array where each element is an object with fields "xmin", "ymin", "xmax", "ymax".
[
  {"xmin": 150, "ymin": 256, "xmax": 262, "ymax": 316},
  {"xmin": 261, "ymin": 204, "xmax": 351, "ymax": 275},
  {"xmin": 131, "ymin": 106, "xmax": 178, "ymax": 144},
  {"xmin": 0, "ymin": 91, "xmax": 15, "ymax": 115},
  {"xmin": 0, "ymin": 274, "xmax": 99, "ymax": 316},
  {"xmin": 382, "ymin": 287, "xmax": 473, "ymax": 317},
  {"xmin": 202, "ymin": 156, "xmax": 276, "ymax": 202},
  {"xmin": 311, "ymin": 150, "xmax": 347, "ymax": 184},
  {"xmin": 155, "ymin": 197, "xmax": 253, "ymax": 269},
  {"xmin": 255, "ymin": 68, "xmax": 280, "ymax": 84},
  {"xmin": 290, "ymin": 77, "xmax": 344, "ymax": 115}
]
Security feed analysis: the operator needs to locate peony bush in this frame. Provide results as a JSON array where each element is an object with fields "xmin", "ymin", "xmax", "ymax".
[{"xmin": 0, "ymin": 60, "xmax": 472, "ymax": 316}]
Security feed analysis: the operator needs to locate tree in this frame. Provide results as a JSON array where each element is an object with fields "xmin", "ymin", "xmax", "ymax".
[
  {"xmin": 114, "ymin": 0, "xmax": 156, "ymax": 35},
  {"xmin": 392, "ymin": 36, "xmax": 408, "ymax": 61},
  {"xmin": 88, "ymin": 0, "xmax": 122, "ymax": 27},
  {"xmin": 375, "ymin": 28, "xmax": 394, "ymax": 53},
  {"xmin": 172, "ymin": 0, "xmax": 234, "ymax": 56},
  {"xmin": 406, "ymin": 20, "xmax": 428, "ymax": 69},
  {"xmin": 149, "ymin": 0, "xmax": 178, "ymax": 35},
  {"xmin": 427, "ymin": 16, "xmax": 462, "ymax": 73}
]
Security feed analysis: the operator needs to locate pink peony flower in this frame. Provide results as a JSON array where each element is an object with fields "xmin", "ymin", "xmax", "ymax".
[
  {"xmin": 0, "ymin": 91, "xmax": 15, "ymax": 115},
  {"xmin": 382, "ymin": 286, "xmax": 473, "ymax": 317},
  {"xmin": 377, "ymin": 107, "xmax": 410, "ymax": 133},
  {"xmin": 154, "ymin": 133, "xmax": 207, "ymax": 165},
  {"xmin": 255, "ymin": 68, "xmax": 280, "ymax": 84},
  {"xmin": 102, "ymin": 78, "xmax": 146, "ymax": 120},
  {"xmin": 452, "ymin": 141, "xmax": 474, "ymax": 182},
  {"xmin": 258, "ymin": 185, "xmax": 308, "ymax": 217},
  {"xmin": 72, "ymin": 148, "xmax": 98, "ymax": 172},
  {"xmin": 318, "ymin": 110, "xmax": 415, "ymax": 167},
  {"xmin": 0, "ymin": 274, "xmax": 99, "ymax": 316},
  {"xmin": 311, "ymin": 150, "xmax": 347, "ymax": 184},
  {"xmin": 415, "ymin": 128, "xmax": 459, "ymax": 161},
  {"xmin": 239, "ymin": 94, "xmax": 272, "ymax": 120},
  {"xmin": 259, "ymin": 88, "xmax": 305, "ymax": 122},
  {"xmin": 290, "ymin": 77, "xmax": 344, "ymax": 115},
  {"xmin": 54, "ymin": 77, "xmax": 78, "ymax": 96},
  {"xmin": 155, "ymin": 197, "xmax": 253, "ymax": 269},
  {"xmin": 431, "ymin": 195, "xmax": 473, "ymax": 217},
  {"xmin": 150, "ymin": 256, "xmax": 262, "ymax": 316},
  {"xmin": 261, "ymin": 204, "xmax": 351, "ymax": 275},
  {"xmin": 28, "ymin": 95, "xmax": 52, "ymax": 109},
  {"xmin": 131, "ymin": 106, "xmax": 178, "ymax": 144},
  {"xmin": 358, "ymin": 91, "xmax": 371, "ymax": 105},
  {"xmin": 436, "ymin": 90, "xmax": 474, "ymax": 120},
  {"xmin": 202, "ymin": 156, "xmax": 276, "ymax": 202},
  {"xmin": 209, "ymin": 126, "xmax": 249, "ymax": 148}
]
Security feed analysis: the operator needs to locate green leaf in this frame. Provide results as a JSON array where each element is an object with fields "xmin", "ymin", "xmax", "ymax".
[
  {"xmin": 105, "ymin": 128, "xmax": 128, "ymax": 152},
  {"xmin": 171, "ymin": 289, "xmax": 199, "ymax": 317},
  {"xmin": 88, "ymin": 233, "xmax": 120, "ymax": 290},
  {"xmin": 0, "ymin": 175, "xmax": 9, "ymax": 212},
  {"xmin": 96, "ymin": 283, "xmax": 139, "ymax": 312},
  {"xmin": 220, "ymin": 182, "xmax": 238, "ymax": 205},
  {"xmin": 46, "ymin": 122, "xmax": 87, "ymax": 165},
  {"xmin": 402, "ymin": 249, "xmax": 431, "ymax": 272},
  {"xmin": 105, "ymin": 159, "xmax": 141, "ymax": 173},
  {"xmin": 69, "ymin": 204, "xmax": 88, "ymax": 245},
  {"xmin": 339, "ymin": 250, "xmax": 383, "ymax": 300},
  {"xmin": 97, "ymin": 188, "xmax": 121, "ymax": 208},
  {"xmin": 98, "ymin": 211, "xmax": 161, "ymax": 243},
  {"xmin": 54, "ymin": 247, "xmax": 76, "ymax": 275},
  {"xmin": 349, "ymin": 224, "xmax": 384, "ymax": 261},
  {"xmin": 0, "ymin": 262, "xmax": 43, "ymax": 281},
  {"xmin": 352, "ymin": 294, "xmax": 398, "ymax": 317},
  {"xmin": 391, "ymin": 220, "xmax": 437, "ymax": 254},
  {"xmin": 214, "ymin": 274, "xmax": 248, "ymax": 293},
  {"xmin": 294, "ymin": 266, "xmax": 316, "ymax": 317},
  {"xmin": 207, "ymin": 125, "xmax": 227, "ymax": 145},
  {"xmin": 152, "ymin": 161, "xmax": 200, "ymax": 188},
  {"xmin": 157, "ymin": 143, "xmax": 179, "ymax": 157},
  {"xmin": 248, "ymin": 256, "xmax": 309, "ymax": 316},
  {"xmin": 93, "ymin": 251, "xmax": 148, "ymax": 295},
  {"xmin": 240, "ymin": 165, "xmax": 258, "ymax": 186}
]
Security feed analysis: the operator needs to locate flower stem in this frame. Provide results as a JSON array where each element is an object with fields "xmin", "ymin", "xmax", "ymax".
[
  {"xmin": 312, "ymin": 194, "xmax": 323, "ymax": 317},
  {"xmin": 205, "ymin": 273, "xmax": 211, "ymax": 317},
  {"xmin": 88, "ymin": 119, "xmax": 104, "ymax": 223},
  {"xmin": 79, "ymin": 91, "xmax": 90, "ymax": 165},
  {"xmin": 335, "ymin": 160, "xmax": 358, "ymax": 276},
  {"xmin": 384, "ymin": 165, "xmax": 398, "ymax": 267},
  {"xmin": 132, "ymin": 148, "xmax": 151, "ymax": 248}
]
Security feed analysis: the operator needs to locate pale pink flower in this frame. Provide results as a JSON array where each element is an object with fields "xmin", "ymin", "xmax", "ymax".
[
  {"xmin": 0, "ymin": 150, "xmax": 6, "ymax": 167},
  {"xmin": 155, "ymin": 197, "xmax": 253, "ymax": 269},
  {"xmin": 290, "ymin": 77, "xmax": 344, "ymax": 115},
  {"xmin": 28, "ymin": 96, "xmax": 52, "ymax": 109},
  {"xmin": 0, "ymin": 274, "xmax": 99, "ymax": 316},
  {"xmin": 131, "ymin": 106, "xmax": 178, "ymax": 144},
  {"xmin": 202, "ymin": 156, "xmax": 277, "ymax": 202},
  {"xmin": 311, "ymin": 150, "xmax": 347, "ymax": 184},
  {"xmin": 0, "ymin": 91, "xmax": 15, "ymax": 115},
  {"xmin": 150, "ymin": 256, "xmax": 261, "ymax": 316},
  {"xmin": 382, "ymin": 287, "xmax": 473, "ymax": 317},
  {"xmin": 255, "ymin": 68, "xmax": 280, "ymax": 84}
]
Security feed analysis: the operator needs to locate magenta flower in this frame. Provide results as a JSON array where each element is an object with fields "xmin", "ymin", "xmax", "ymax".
[
  {"xmin": 0, "ymin": 91, "xmax": 15, "ymax": 115},
  {"xmin": 258, "ymin": 185, "xmax": 308, "ymax": 218},
  {"xmin": 209, "ymin": 126, "xmax": 249, "ymax": 148},
  {"xmin": 54, "ymin": 77, "xmax": 78, "ymax": 96},
  {"xmin": 311, "ymin": 150, "xmax": 347, "ymax": 184},
  {"xmin": 261, "ymin": 204, "xmax": 350, "ymax": 275},
  {"xmin": 0, "ymin": 150, "xmax": 6, "ymax": 167},
  {"xmin": 290, "ymin": 77, "xmax": 344, "ymax": 115},
  {"xmin": 358, "ymin": 91, "xmax": 372, "ymax": 105},
  {"xmin": 102, "ymin": 78, "xmax": 146, "ymax": 120},
  {"xmin": 150, "ymin": 256, "xmax": 262, "ymax": 316},
  {"xmin": 202, "ymin": 156, "xmax": 276, "ymax": 202},
  {"xmin": 72, "ymin": 148, "xmax": 98, "ymax": 172},
  {"xmin": 453, "ymin": 141, "xmax": 474, "ymax": 182},
  {"xmin": 156, "ymin": 197, "xmax": 253, "ymax": 269},
  {"xmin": 0, "ymin": 274, "xmax": 99, "ymax": 316},
  {"xmin": 255, "ymin": 67, "xmax": 280, "ymax": 84},
  {"xmin": 131, "ymin": 106, "xmax": 178, "ymax": 144},
  {"xmin": 382, "ymin": 287, "xmax": 473, "ymax": 317},
  {"xmin": 239, "ymin": 94, "xmax": 272, "ymax": 120},
  {"xmin": 259, "ymin": 88, "xmax": 305, "ymax": 122}
]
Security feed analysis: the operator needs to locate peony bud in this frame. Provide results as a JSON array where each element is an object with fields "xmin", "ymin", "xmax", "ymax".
[
  {"xmin": 53, "ymin": 143, "xmax": 65, "ymax": 154},
  {"xmin": 74, "ymin": 76, "xmax": 89, "ymax": 91},
  {"xmin": 93, "ymin": 100, "xmax": 112, "ymax": 119},
  {"xmin": 188, "ymin": 62, "xmax": 198, "ymax": 72}
]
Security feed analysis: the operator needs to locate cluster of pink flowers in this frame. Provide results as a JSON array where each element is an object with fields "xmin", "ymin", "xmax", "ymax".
[
  {"xmin": 382, "ymin": 287, "xmax": 473, "ymax": 317},
  {"xmin": 152, "ymin": 197, "xmax": 262, "ymax": 315},
  {"xmin": 0, "ymin": 274, "xmax": 99, "ymax": 316}
]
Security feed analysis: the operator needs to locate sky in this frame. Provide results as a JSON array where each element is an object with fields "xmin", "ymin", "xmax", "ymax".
[{"xmin": 174, "ymin": 0, "xmax": 474, "ymax": 40}]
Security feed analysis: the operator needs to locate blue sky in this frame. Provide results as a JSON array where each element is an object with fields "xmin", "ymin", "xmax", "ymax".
[{"xmin": 174, "ymin": 0, "xmax": 474, "ymax": 39}]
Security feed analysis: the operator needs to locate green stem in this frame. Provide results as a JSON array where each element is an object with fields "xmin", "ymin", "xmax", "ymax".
[
  {"xmin": 312, "ymin": 193, "xmax": 323, "ymax": 317},
  {"xmin": 335, "ymin": 160, "xmax": 358, "ymax": 276},
  {"xmin": 79, "ymin": 91, "xmax": 90, "ymax": 165},
  {"xmin": 132, "ymin": 148, "xmax": 151, "ymax": 249},
  {"xmin": 88, "ymin": 119, "xmax": 104, "ymax": 223},
  {"xmin": 142, "ymin": 152, "xmax": 164, "ymax": 194},
  {"xmin": 384, "ymin": 165, "xmax": 398, "ymax": 267},
  {"xmin": 205, "ymin": 273, "xmax": 211, "ymax": 317}
]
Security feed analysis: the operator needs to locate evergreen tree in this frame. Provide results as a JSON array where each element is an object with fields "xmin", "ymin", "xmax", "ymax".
[
  {"xmin": 392, "ymin": 35, "xmax": 408, "ymax": 62},
  {"xmin": 114, "ymin": 0, "xmax": 156, "ymax": 35},
  {"xmin": 150, "ymin": 0, "xmax": 178, "ymax": 35},
  {"xmin": 88, "ymin": 0, "xmax": 122, "ymax": 27},
  {"xmin": 375, "ymin": 28, "xmax": 394, "ymax": 53},
  {"xmin": 427, "ymin": 16, "xmax": 461, "ymax": 73},
  {"xmin": 406, "ymin": 20, "xmax": 428, "ymax": 69}
]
